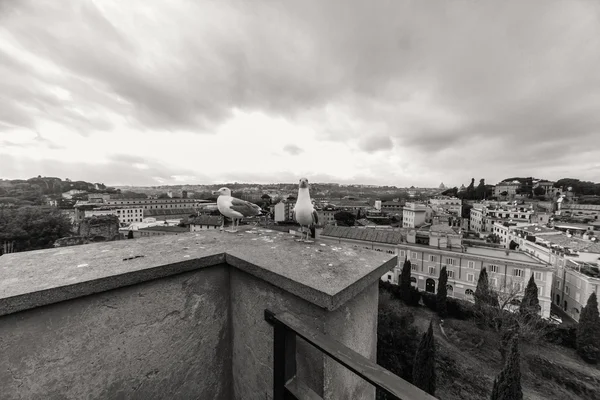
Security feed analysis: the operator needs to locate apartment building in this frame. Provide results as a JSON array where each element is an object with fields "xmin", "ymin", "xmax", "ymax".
[
  {"xmin": 553, "ymin": 259, "xmax": 600, "ymax": 321},
  {"xmin": 189, "ymin": 215, "xmax": 223, "ymax": 231},
  {"xmin": 429, "ymin": 196, "xmax": 462, "ymax": 214},
  {"xmin": 509, "ymin": 225, "xmax": 600, "ymax": 320},
  {"xmin": 320, "ymin": 225, "xmax": 553, "ymax": 318},
  {"xmin": 380, "ymin": 201, "xmax": 404, "ymax": 215},
  {"xmin": 493, "ymin": 182, "xmax": 520, "ymax": 199},
  {"xmin": 470, "ymin": 203, "xmax": 535, "ymax": 234},
  {"xmin": 402, "ymin": 202, "xmax": 429, "ymax": 228},
  {"xmin": 274, "ymin": 201, "xmax": 295, "ymax": 222},
  {"xmin": 558, "ymin": 204, "xmax": 600, "ymax": 221},
  {"xmin": 84, "ymin": 207, "xmax": 144, "ymax": 224},
  {"xmin": 105, "ymin": 198, "xmax": 202, "ymax": 212}
]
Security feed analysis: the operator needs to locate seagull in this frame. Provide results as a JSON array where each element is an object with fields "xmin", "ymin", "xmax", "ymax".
[
  {"xmin": 212, "ymin": 187, "xmax": 262, "ymax": 233},
  {"xmin": 293, "ymin": 178, "xmax": 319, "ymax": 243}
]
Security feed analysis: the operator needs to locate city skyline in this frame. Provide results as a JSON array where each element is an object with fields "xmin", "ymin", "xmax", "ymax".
[{"xmin": 1, "ymin": 1, "xmax": 600, "ymax": 187}]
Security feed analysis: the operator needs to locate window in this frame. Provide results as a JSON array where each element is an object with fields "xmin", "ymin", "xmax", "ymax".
[
  {"xmin": 556, "ymin": 281, "xmax": 561, "ymax": 289},
  {"xmin": 411, "ymin": 264, "xmax": 417, "ymax": 271},
  {"xmin": 400, "ymin": 250, "xmax": 406, "ymax": 258},
  {"xmin": 447, "ymin": 270, "xmax": 454, "ymax": 278},
  {"xmin": 465, "ymin": 289, "xmax": 474, "ymax": 296},
  {"xmin": 565, "ymin": 286, "xmax": 570, "ymax": 295},
  {"xmin": 411, "ymin": 252, "xmax": 418, "ymax": 259},
  {"xmin": 489, "ymin": 265, "xmax": 498, "ymax": 273},
  {"xmin": 429, "ymin": 266, "xmax": 436, "ymax": 275},
  {"xmin": 468, "ymin": 261, "xmax": 475, "ymax": 269},
  {"xmin": 467, "ymin": 273, "xmax": 475, "ymax": 282},
  {"xmin": 490, "ymin": 278, "xmax": 497, "ymax": 287},
  {"xmin": 534, "ymin": 272, "xmax": 542, "ymax": 281},
  {"xmin": 446, "ymin": 258, "xmax": 456, "ymax": 265},
  {"xmin": 513, "ymin": 269, "xmax": 523, "ymax": 277},
  {"xmin": 429, "ymin": 255, "xmax": 436, "ymax": 262},
  {"xmin": 513, "ymin": 281, "xmax": 523, "ymax": 291}
]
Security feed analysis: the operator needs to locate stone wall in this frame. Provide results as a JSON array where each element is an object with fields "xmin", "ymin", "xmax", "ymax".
[
  {"xmin": 0, "ymin": 266, "xmax": 232, "ymax": 400},
  {"xmin": 78, "ymin": 214, "xmax": 121, "ymax": 241}
]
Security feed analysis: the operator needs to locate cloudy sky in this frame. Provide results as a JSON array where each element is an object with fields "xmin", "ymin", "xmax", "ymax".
[{"xmin": 1, "ymin": 0, "xmax": 599, "ymax": 187}]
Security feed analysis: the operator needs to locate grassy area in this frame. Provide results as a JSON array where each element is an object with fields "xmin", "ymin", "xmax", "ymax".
[{"xmin": 380, "ymin": 296, "xmax": 600, "ymax": 400}]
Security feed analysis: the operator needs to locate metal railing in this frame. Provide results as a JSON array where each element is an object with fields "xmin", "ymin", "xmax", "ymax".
[{"xmin": 264, "ymin": 309, "xmax": 437, "ymax": 400}]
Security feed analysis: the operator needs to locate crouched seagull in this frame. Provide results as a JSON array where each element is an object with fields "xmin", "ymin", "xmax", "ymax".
[
  {"xmin": 293, "ymin": 178, "xmax": 319, "ymax": 243},
  {"xmin": 212, "ymin": 187, "xmax": 262, "ymax": 233}
]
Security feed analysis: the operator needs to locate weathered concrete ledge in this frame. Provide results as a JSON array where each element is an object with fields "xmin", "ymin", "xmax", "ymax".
[{"xmin": 0, "ymin": 228, "xmax": 396, "ymax": 316}]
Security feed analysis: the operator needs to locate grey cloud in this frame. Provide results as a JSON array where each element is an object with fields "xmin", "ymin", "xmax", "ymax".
[
  {"xmin": 0, "ymin": 153, "xmax": 210, "ymax": 186},
  {"xmin": 0, "ymin": 0, "xmax": 599, "ymax": 183},
  {"xmin": 282, "ymin": 144, "xmax": 303, "ymax": 155},
  {"xmin": 358, "ymin": 135, "xmax": 393, "ymax": 153}
]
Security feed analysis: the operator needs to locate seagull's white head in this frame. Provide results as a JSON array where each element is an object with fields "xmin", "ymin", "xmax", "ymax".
[
  {"xmin": 299, "ymin": 178, "xmax": 309, "ymax": 189},
  {"xmin": 212, "ymin": 187, "xmax": 231, "ymax": 196}
]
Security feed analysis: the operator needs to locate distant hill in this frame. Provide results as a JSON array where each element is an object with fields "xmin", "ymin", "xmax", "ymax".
[{"xmin": 0, "ymin": 177, "xmax": 116, "ymax": 207}]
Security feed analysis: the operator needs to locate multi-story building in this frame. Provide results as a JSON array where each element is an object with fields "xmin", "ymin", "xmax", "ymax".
[
  {"xmin": 320, "ymin": 225, "xmax": 553, "ymax": 318},
  {"xmin": 553, "ymin": 259, "xmax": 600, "ymax": 321},
  {"xmin": 402, "ymin": 202, "xmax": 429, "ymax": 228},
  {"xmin": 558, "ymin": 204, "xmax": 600, "ymax": 221},
  {"xmin": 105, "ymin": 198, "xmax": 202, "ymax": 212},
  {"xmin": 274, "ymin": 201, "xmax": 294, "ymax": 222},
  {"xmin": 84, "ymin": 207, "xmax": 145, "ymax": 225},
  {"xmin": 428, "ymin": 196, "xmax": 462, "ymax": 215},
  {"xmin": 508, "ymin": 225, "xmax": 600, "ymax": 320},
  {"xmin": 470, "ymin": 202, "xmax": 535, "ymax": 234},
  {"xmin": 380, "ymin": 201, "xmax": 404, "ymax": 216},
  {"xmin": 317, "ymin": 208, "xmax": 337, "ymax": 226},
  {"xmin": 493, "ymin": 182, "xmax": 520, "ymax": 199}
]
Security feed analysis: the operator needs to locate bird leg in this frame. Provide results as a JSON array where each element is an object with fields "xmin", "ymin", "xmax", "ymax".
[
  {"xmin": 295, "ymin": 226, "xmax": 305, "ymax": 242},
  {"xmin": 228, "ymin": 218, "xmax": 238, "ymax": 233},
  {"xmin": 220, "ymin": 218, "xmax": 225, "ymax": 232},
  {"xmin": 303, "ymin": 227, "xmax": 314, "ymax": 243}
]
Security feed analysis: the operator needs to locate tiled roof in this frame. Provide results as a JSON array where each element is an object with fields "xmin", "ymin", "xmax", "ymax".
[
  {"xmin": 321, "ymin": 226, "xmax": 404, "ymax": 244},
  {"xmin": 429, "ymin": 224, "xmax": 460, "ymax": 234},
  {"xmin": 190, "ymin": 215, "xmax": 222, "ymax": 226},
  {"xmin": 537, "ymin": 233, "xmax": 600, "ymax": 253}
]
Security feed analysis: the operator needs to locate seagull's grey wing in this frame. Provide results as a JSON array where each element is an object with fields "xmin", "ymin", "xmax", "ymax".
[
  {"xmin": 312, "ymin": 209, "xmax": 319, "ymax": 225},
  {"xmin": 230, "ymin": 198, "xmax": 261, "ymax": 217}
]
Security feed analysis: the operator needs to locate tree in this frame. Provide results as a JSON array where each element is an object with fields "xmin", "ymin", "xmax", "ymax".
[
  {"xmin": 475, "ymin": 179, "xmax": 486, "ymax": 200},
  {"xmin": 491, "ymin": 337, "xmax": 523, "ymax": 400},
  {"xmin": 475, "ymin": 268, "xmax": 498, "ymax": 307},
  {"xmin": 466, "ymin": 178, "xmax": 475, "ymax": 200},
  {"xmin": 533, "ymin": 186, "xmax": 546, "ymax": 197},
  {"xmin": 0, "ymin": 206, "xmax": 73, "ymax": 252},
  {"xmin": 576, "ymin": 292, "xmax": 600, "ymax": 363},
  {"xmin": 412, "ymin": 320, "xmax": 436, "ymax": 396},
  {"xmin": 334, "ymin": 211, "xmax": 356, "ymax": 227},
  {"xmin": 519, "ymin": 275, "xmax": 540, "ymax": 317},
  {"xmin": 399, "ymin": 258, "xmax": 412, "ymax": 302},
  {"xmin": 436, "ymin": 267, "xmax": 448, "ymax": 318}
]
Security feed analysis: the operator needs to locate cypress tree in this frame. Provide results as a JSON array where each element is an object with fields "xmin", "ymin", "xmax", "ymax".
[
  {"xmin": 475, "ymin": 267, "xmax": 496, "ymax": 307},
  {"xmin": 437, "ymin": 267, "xmax": 448, "ymax": 318},
  {"xmin": 519, "ymin": 274, "xmax": 540, "ymax": 317},
  {"xmin": 413, "ymin": 320, "xmax": 436, "ymax": 396},
  {"xmin": 576, "ymin": 292, "xmax": 600, "ymax": 363},
  {"xmin": 399, "ymin": 258, "xmax": 412, "ymax": 303},
  {"xmin": 491, "ymin": 337, "xmax": 523, "ymax": 400}
]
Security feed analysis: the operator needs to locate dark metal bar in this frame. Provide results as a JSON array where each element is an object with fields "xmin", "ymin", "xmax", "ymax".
[
  {"xmin": 268, "ymin": 310, "xmax": 298, "ymax": 400},
  {"xmin": 266, "ymin": 309, "xmax": 437, "ymax": 400}
]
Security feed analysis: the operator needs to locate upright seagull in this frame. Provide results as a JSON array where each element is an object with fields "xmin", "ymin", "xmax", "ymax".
[
  {"xmin": 212, "ymin": 187, "xmax": 262, "ymax": 233},
  {"xmin": 293, "ymin": 178, "xmax": 319, "ymax": 243}
]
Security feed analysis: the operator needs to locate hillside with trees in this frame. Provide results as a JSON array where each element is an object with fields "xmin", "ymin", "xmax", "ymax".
[{"xmin": 0, "ymin": 176, "xmax": 115, "ymax": 207}]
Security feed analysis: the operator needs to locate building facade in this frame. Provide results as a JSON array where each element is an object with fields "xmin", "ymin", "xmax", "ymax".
[
  {"xmin": 84, "ymin": 207, "xmax": 145, "ymax": 225},
  {"xmin": 429, "ymin": 197, "xmax": 462, "ymax": 214},
  {"xmin": 320, "ymin": 225, "xmax": 553, "ymax": 318},
  {"xmin": 402, "ymin": 202, "xmax": 428, "ymax": 228}
]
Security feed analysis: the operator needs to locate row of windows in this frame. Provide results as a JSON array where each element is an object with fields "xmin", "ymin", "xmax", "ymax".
[{"xmin": 401, "ymin": 249, "xmax": 543, "ymax": 280}]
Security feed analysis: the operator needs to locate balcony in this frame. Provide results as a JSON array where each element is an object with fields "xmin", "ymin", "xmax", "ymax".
[{"xmin": 0, "ymin": 229, "xmax": 436, "ymax": 399}]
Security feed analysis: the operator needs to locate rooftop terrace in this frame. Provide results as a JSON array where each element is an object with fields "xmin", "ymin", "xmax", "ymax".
[{"xmin": 0, "ymin": 228, "xmax": 436, "ymax": 399}]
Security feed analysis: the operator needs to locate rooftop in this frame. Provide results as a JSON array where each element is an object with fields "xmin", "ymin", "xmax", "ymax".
[
  {"xmin": 513, "ymin": 225, "xmax": 557, "ymax": 235},
  {"xmin": 190, "ymin": 215, "xmax": 222, "ymax": 226},
  {"xmin": 537, "ymin": 233, "xmax": 600, "ymax": 254},
  {"xmin": 429, "ymin": 224, "xmax": 461, "ymax": 235},
  {"xmin": 321, "ymin": 226, "xmax": 404, "ymax": 245},
  {"xmin": 138, "ymin": 226, "xmax": 190, "ymax": 233},
  {"xmin": 463, "ymin": 246, "xmax": 544, "ymax": 263},
  {"xmin": 0, "ymin": 228, "xmax": 396, "ymax": 316}
]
